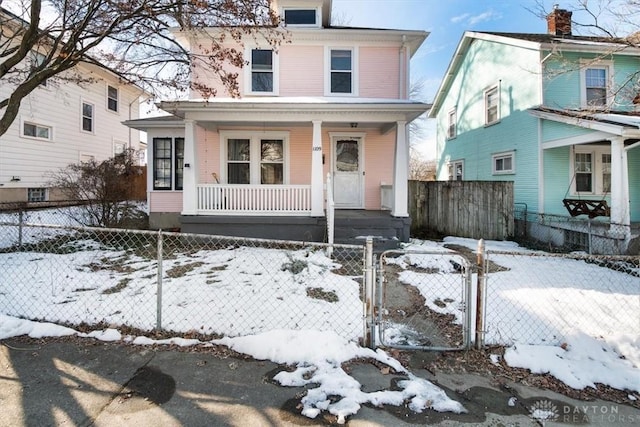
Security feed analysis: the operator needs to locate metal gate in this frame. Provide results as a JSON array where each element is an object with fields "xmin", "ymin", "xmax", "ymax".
[{"xmin": 375, "ymin": 250, "xmax": 472, "ymax": 350}]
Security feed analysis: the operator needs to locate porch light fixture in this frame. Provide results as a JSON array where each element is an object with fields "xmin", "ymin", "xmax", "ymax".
[{"xmin": 350, "ymin": 122, "xmax": 358, "ymax": 128}]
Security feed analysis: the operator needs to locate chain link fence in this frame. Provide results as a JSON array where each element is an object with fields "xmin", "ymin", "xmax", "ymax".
[
  {"xmin": 1, "ymin": 202, "xmax": 638, "ymax": 349},
  {"xmin": 376, "ymin": 250, "xmax": 472, "ymax": 351},
  {"xmin": 0, "ymin": 219, "xmax": 365, "ymax": 341},
  {"xmin": 480, "ymin": 250, "xmax": 639, "ymax": 347},
  {"xmin": 513, "ymin": 205, "xmax": 637, "ymax": 255}
]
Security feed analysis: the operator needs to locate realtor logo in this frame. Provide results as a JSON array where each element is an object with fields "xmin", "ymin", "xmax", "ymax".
[{"xmin": 529, "ymin": 400, "xmax": 560, "ymax": 423}]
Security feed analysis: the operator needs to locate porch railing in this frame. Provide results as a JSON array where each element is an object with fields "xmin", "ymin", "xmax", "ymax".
[{"xmin": 197, "ymin": 184, "xmax": 312, "ymax": 215}]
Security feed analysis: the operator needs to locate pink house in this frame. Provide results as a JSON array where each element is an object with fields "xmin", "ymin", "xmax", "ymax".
[{"xmin": 126, "ymin": 0, "xmax": 429, "ymax": 245}]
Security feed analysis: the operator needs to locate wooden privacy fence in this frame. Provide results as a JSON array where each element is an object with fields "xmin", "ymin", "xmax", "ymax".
[{"xmin": 409, "ymin": 180, "xmax": 514, "ymax": 240}]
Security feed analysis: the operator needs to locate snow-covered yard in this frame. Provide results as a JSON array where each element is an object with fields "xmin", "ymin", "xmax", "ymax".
[{"xmin": 0, "ymin": 210, "xmax": 639, "ymax": 421}]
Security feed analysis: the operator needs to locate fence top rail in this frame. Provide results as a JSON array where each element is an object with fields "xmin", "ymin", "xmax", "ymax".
[{"xmin": 1, "ymin": 221, "xmax": 364, "ymax": 251}]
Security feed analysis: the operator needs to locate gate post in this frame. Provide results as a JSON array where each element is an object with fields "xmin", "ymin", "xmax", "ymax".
[
  {"xmin": 475, "ymin": 239, "xmax": 486, "ymax": 349},
  {"xmin": 364, "ymin": 237, "xmax": 375, "ymax": 348}
]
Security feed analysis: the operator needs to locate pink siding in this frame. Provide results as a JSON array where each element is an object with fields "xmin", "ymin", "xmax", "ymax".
[
  {"xmin": 363, "ymin": 131, "xmax": 395, "ymax": 209},
  {"xmin": 279, "ymin": 45, "xmax": 324, "ymax": 97},
  {"xmin": 191, "ymin": 125, "xmax": 394, "ymax": 210},
  {"xmin": 150, "ymin": 191, "xmax": 183, "ymax": 212},
  {"xmin": 190, "ymin": 43, "xmax": 243, "ymax": 98},
  {"xmin": 198, "ymin": 127, "xmax": 220, "ymax": 183},
  {"xmin": 288, "ymin": 128, "xmax": 313, "ymax": 184},
  {"xmin": 359, "ymin": 47, "xmax": 401, "ymax": 99}
]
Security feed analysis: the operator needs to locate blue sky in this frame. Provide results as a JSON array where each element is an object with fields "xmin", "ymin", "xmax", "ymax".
[{"xmin": 331, "ymin": 0, "xmax": 568, "ymax": 157}]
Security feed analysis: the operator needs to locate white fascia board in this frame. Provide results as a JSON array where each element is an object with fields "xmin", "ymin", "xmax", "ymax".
[
  {"xmin": 529, "ymin": 109, "xmax": 627, "ymax": 135},
  {"xmin": 429, "ymin": 32, "xmax": 541, "ymax": 118}
]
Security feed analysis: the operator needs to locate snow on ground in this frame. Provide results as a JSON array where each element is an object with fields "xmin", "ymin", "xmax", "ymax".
[
  {"xmin": 0, "ymin": 316, "xmax": 466, "ymax": 421},
  {"xmin": 0, "ymin": 212, "xmax": 639, "ymax": 411}
]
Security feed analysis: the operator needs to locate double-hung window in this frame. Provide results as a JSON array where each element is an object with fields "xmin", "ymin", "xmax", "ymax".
[
  {"xmin": 329, "ymin": 49, "xmax": 354, "ymax": 94},
  {"xmin": 82, "ymin": 101, "xmax": 94, "ymax": 132},
  {"xmin": 572, "ymin": 147, "xmax": 612, "ymax": 195},
  {"xmin": 584, "ymin": 67, "xmax": 607, "ymax": 107},
  {"xmin": 107, "ymin": 85, "xmax": 119, "ymax": 112},
  {"xmin": 574, "ymin": 152, "xmax": 593, "ymax": 193},
  {"xmin": 581, "ymin": 61, "xmax": 612, "ymax": 108},
  {"xmin": 447, "ymin": 108, "xmax": 457, "ymax": 139},
  {"xmin": 249, "ymin": 49, "xmax": 275, "ymax": 94},
  {"xmin": 153, "ymin": 137, "xmax": 184, "ymax": 190},
  {"xmin": 492, "ymin": 151, "xmax": 515, "ymax": 175},
  {"xmin": 485, "ymin": 85, "xmax": 499, "ymax": 125},
  {"xmin": 223, "ymin": 132, "xmax": 288, "ymax": 185}
]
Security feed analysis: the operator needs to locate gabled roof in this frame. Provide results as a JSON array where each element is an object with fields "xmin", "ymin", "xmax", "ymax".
[{"xmin": 428, "ymin": 30, "xmax": 640, "ymax": 118}]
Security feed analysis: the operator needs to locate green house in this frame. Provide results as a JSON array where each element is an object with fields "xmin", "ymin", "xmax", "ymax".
[{"xmin": 429, "ymin": 7, "xmax": 640, "ymax": 254}]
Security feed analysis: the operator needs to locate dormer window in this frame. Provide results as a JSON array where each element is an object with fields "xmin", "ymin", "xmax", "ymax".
[{"xmin": 283, "ymin": 8, "xmax": 318, "ymax": 27}]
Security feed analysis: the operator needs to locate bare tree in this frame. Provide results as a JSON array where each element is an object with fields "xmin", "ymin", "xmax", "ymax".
[
  {"xmin": 529, "ymin": 1, "xmax": 640, "ymax": 109},
  {"xmin": 0, "ymin": 0, "xmax": 286, "ymax": 137},
  {"xmin": 409, "ymin": 153, "xmax": 436, "ymax": 181},
  {"xmin": 48, "ymin": 148, "xmax": 146, "ymax": 228}
]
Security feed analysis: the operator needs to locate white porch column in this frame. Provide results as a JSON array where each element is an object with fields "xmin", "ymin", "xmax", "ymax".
[
  {"xmin": 392, "ymin": 120, "xmax": 409, "ymax": 217},
  {"xmin": 182, "ymin": 119, "xmax": 198, "ymax": 215},
  {"xmin": 311, "ymin": 120, "xmax": 324, "ymax": 216},
  {"xmin": 609, "ymin": 137, "xmax": 630, "ymax": 227}
]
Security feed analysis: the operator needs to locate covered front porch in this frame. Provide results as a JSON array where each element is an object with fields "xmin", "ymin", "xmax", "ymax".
[
  {"xmin": 147, "ymin": 98, "xmax": 428, "ymax": 245},
  {"xmin": 531, "ymin": 107, "xmax": 640, "ymax": 252}
]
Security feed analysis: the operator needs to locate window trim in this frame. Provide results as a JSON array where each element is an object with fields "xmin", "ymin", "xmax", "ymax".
[
  {"xmin": 484, "ymin": 84, "xmax": 500, "ymax": 126},
  {"xmin": 220, "ymin": 131, "xmax": 290, "ymax": 185},
  {"xmin": 81, "ymin": 100, "xmax": 95, "ymax": 133},
  {"xmin": 107, "ymin": 84, "xmax": 119, "ymax": 113},
  {"xmin": 447, "ymin": 107, "xmax": 457, "ymax": 139},
  {"xmin": 492, "ymin": 151, "xmax": 515, "ymax": 175},
  {"xmin": 281, "ymin": 7, "xmax": 319, "ymax": 27},
  {"xmin": 580, "ymin": 60, "xmax": 613, "ymax": 109},
  {"xmin": 447, "ymin": 159, "xmax": 464, "ymax": 181},
  {"xmin": 325, "ymin": 47, "xmax": 358, "ymax": 96},
  {"xmin": 20, "ymin": 117, "xmax": 53, "ymax": 141},
  {"xmin": 244, "ymin": 47, "xmax": 279, "ymax": 96},
  {"xmin": 570, "ymin": 145, "xmax": 611, "ymax": 196}
]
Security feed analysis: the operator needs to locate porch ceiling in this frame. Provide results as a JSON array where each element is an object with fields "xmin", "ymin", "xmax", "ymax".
[{"xmin": 158, "ymin": 98, "xmax": 430, "ymax": 133}]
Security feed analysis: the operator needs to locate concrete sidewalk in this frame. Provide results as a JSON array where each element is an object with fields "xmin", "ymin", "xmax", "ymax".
[{"xmin": 0, "ymin": 337, "xmax": 638, "ymax": 426}]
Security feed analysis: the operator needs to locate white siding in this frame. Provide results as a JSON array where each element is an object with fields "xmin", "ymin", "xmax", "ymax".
[{"xmin": 0, "ymin": 62, "xmax": 143, "ymax": 198}]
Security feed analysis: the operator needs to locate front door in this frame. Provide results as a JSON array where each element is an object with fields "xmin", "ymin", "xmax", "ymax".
[{"xmin": 333, "ymin": 137, "xmax": 363, "ymax": 208}]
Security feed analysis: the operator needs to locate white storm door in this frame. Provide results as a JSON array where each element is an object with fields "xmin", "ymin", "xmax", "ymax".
[{"xmin": 333, "ymin": 137, "xmax": 363, "ymax": 208}]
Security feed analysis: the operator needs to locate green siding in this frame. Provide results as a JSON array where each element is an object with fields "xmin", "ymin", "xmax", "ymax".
[
  {"xmin": 544, "ymin": 51, "xmax": 640, "ymax": 111},
  {"xmin": 436, "ymin": 36, "xmax": 640, "ymax": 223},
  {"xmin": 435, "ymin": 38, "xmax": 542, "ymax": 211},
  {"xmin": 543, "ymin": 146, "xmax": 570, "ymax": 216}
]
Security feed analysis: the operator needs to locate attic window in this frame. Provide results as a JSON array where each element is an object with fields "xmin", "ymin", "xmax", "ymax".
[{"xmin": 283, "ymin": 9, "xmax": 317, "ymax": 26}]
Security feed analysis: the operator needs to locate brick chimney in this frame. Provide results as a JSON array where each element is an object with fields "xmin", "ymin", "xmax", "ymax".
[{"xmin": 547, "ymin": 4, "xmax": 572, "ymax": 36}]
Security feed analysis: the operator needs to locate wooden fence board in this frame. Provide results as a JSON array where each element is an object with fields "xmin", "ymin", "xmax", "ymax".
[{"xmin": 409, "ymin": 180, "xmax": 514, "ymax": 240}]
